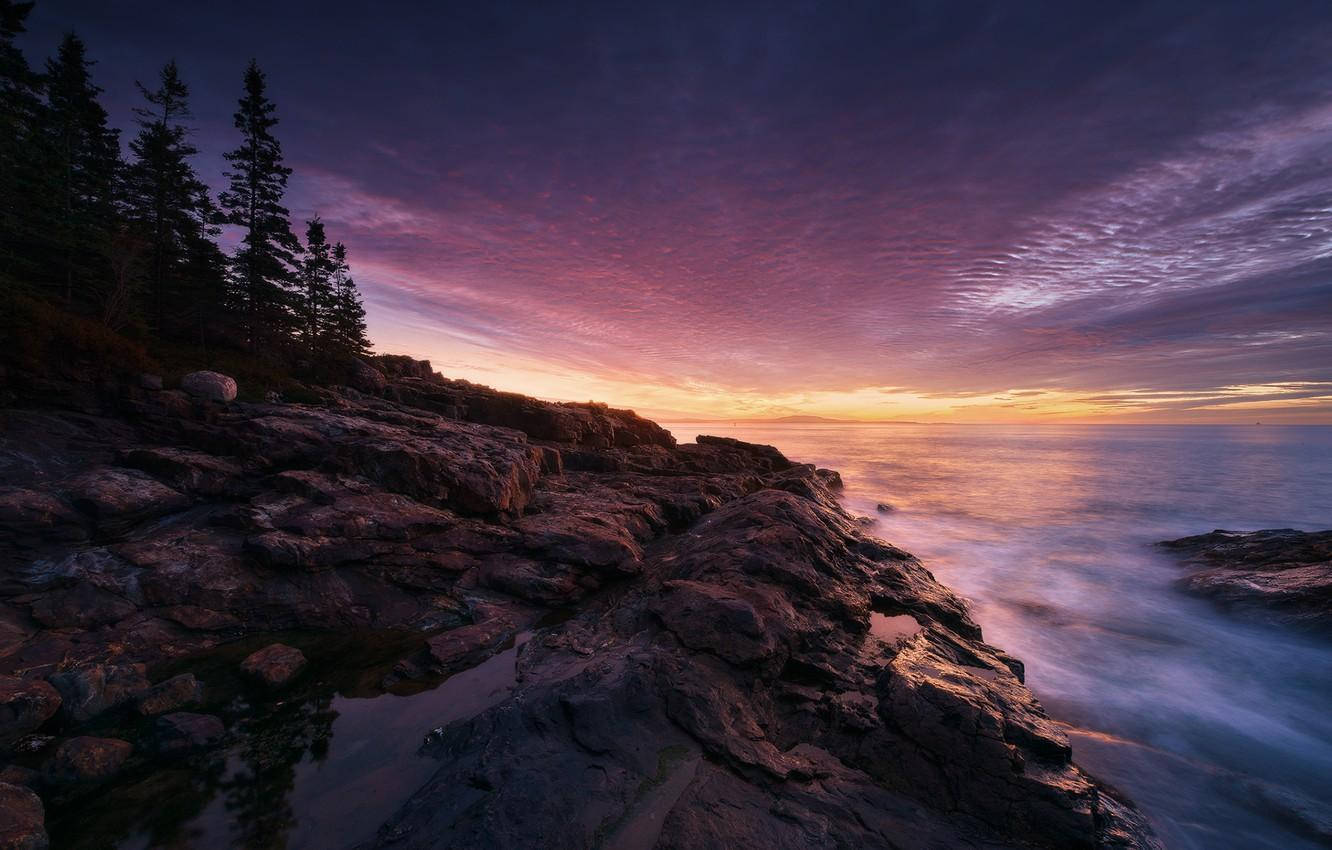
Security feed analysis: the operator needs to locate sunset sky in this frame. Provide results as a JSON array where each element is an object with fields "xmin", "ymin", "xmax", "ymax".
[{"xmin": 25, "ymin": 1, "xmax": 1332, "ymax": 422}]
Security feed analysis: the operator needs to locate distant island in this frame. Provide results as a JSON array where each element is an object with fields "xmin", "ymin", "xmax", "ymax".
[{"xmin": 665, "ymin": 414, "xmax": 924, "ymax": 424}]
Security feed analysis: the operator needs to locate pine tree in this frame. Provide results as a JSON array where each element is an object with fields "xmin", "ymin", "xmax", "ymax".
[
  {"xmin": 0, "ymin": 0, "xmax": 40, "ymax": 295},
  {"xmin": 327, "ymin": 242, "xmax": 369, "ymax": 356},
  {"xmin": 218, "ymin": 60, "xmax": 299, "ymax": 349},
  {"xmin": 123, "ymin": 60, "xmax": 219, "ymax": 336},
  {"xmin": 299, "ymin": 216, "xmax": 334, "ymax": 351},
  {"xmin": 41, "ymin": 32, "xmax": 121, "ymax": 308}
]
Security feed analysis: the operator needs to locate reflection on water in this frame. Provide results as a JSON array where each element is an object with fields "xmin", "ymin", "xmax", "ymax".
[
  {"xmin": 53, "ymin": 632, "xmax": 530, "ymax": 850},
  {"xmin": 663, "ymin": 422, "xmax": 1332, "ymax": 850}
]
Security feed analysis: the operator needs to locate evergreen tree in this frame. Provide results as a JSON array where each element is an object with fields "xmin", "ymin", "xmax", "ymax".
[
  {"xmin": 0, "ymin": 0, "xmax": 40, "ymax": 294},
  {"xmin": 41, "ymin": 32, "xmax": 121, "ymax": 308},
  {"xmin": 123, "ymin": 60, "xmax": 220, "ymax": 336},
  {"xmin": 298, "ymin": 216, "xmax": 334, "ymax": 351},
  {"xmin": 327, "ymin": 242, "xmax": 369, "ymax": 356},
  {"xmin": 218, "ymin": 60, "xmax": 299, "ymax": 348}
]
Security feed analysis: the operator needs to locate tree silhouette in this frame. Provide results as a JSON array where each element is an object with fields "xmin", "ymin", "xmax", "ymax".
[
  {"xmin": 124, "ymin": 60, "xmax": 220, "ymax": 337},
  {"xmin": 40, "ymin": 32, "xmax": 119, "ymax": 307},
  {"xmin": 219, "ymin": 60, "xmax": 300, "ymax": 349}
]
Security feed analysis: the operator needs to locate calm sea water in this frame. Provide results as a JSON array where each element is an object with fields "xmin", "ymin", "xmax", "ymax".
[{"xmin": 661, "ymin": 423, "xmax": 1332, "ymax": 850}]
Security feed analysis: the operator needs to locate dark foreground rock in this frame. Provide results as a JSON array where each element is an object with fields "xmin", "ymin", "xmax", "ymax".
[
  {"xmin": 0, "ymin": 356, "xmax": 1158, "ymax": 849},
  {"xmin": 0, "ymin": 781, "xmax": 46, "ymax": 849},
  {"xmin": 1159, "ymin": 529, "xmax": 1332, "ymax": 631}
]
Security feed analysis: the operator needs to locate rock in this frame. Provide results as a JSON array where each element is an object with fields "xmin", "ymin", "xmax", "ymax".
[
  {"xmin": 0, "ymin": 363, "xmax": 1158, "ymax": 849},
  {"xmin": 373, "ymin": 355, "xmax": 436, "ymax": 381},
  {"xmin": 138, "ymin": 373, "xmax": 163, "ymax": 391},
  {"xmin": 0, "ymin": 678, "xmax": 60, "ymax": 750},
  {"xmin": 350, "ymin": 359, "xmax": 388, "ymax": 394},
  {"xmin": 1159, "ymin": 529, "xmax": 1332, "ymax": 630},
  {"xmin": 121, "ymin": 447, "xmax": 242, "ymax": 497},
  {"xmin": 0, "ymin": 766, "xmax": 36, "ymax": 788},
  {"xmin": 28, "ymin": 582, "xmax": 136, "ymax": 629},
  {"xmin": 876, "ymin": 502, "xmax": 894, "ymax": 512},
  {"xmin": 0, "ymin": 782, "xmax": 47, "ymax": 850},
  {"xmin": 370, "ymin": 488, "xmax": 1159, "ymax": 850},
  {"xmin": 62, "ymin": 467, "xmax": 189, "ymax": 530},
  {"xmin": 43, "ymin": 736, "xmax": 132, "ymax": 783},
  {"xmin": 151, "ymin": 712, "xmax": 224, "ymax": 756},
  {"xmin": 240, "ymin": 644, "xmax": 307, "ymax": 688},
  {"xmin": 135, "ymin": 673, "xmax": 203, "ymax": 716},
  {"xmin": 815, "ymin": 467, "xmax": 843, "ymax": 489},
  {"xmin": 179, "ymin": 370, "xmax": 237, "ymax": 403},
  {"xmin": 8, "ymin": 737, "xmax": 52, "ymax": 758},
  {"xmin": 47, "ymin": 664, "xmax": 150, "ymax": 725},
  {"xmin": 0, "ymin": 487, "xmax": 87, "ymax": 553}
]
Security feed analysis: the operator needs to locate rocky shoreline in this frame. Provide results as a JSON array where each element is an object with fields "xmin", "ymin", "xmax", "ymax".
[
  {"xmin": 1159, "ymin": 529, "xmax": 1332, "ymax": 632},
  {"xmin": 0, "ymin": 358, "xmax": 1159, "ymax": 848}
]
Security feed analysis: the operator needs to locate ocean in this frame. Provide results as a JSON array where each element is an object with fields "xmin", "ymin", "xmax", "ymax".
[{"xmin": 659, "ymin": 422, "xmax": 1332, "ymax": 850}]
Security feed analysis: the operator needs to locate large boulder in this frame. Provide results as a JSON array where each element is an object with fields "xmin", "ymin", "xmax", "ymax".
[
  {"xmin": 0, "ymin": 678, "xmax": 60, "ymax": 750},
  {"xmin": 350, "ymin": 359, "xmax": 388, "ymax": 394},
  {"xmin": 0, "ymin": 782, "xmax": 47, "ymax": 849},
  {"xmin": 179, "ymin": 371, "xmax": 237, "ymax": 403}
]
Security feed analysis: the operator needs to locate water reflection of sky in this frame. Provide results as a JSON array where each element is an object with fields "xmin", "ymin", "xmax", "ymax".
[{"xmin": 663, "ymin": 423, "xmax": 1332, "ymax": 850}]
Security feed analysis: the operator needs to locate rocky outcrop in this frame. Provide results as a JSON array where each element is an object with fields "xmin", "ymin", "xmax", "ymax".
[
  {"xmin": 1159, "ymin": 529, "xmax": 1332, "ymax": 630},
  {"xmin": 0, "ymin": 365, "xmax": 1158, "ymax": 849}
]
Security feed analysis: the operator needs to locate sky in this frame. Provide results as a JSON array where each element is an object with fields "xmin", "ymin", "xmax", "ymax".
[{"xmin": 21, "ymin": 0, "xmax": 1332, "ymax": 422}]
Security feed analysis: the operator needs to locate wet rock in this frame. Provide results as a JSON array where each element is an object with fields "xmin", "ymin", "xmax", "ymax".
[
  {"xmin": 179, "ymin": 370, "xmax": 237, "ymax": 403},
  {"xmin": 0, "ymin": 678, "xmax": 60, "ymax": 749},
  {"xmin": 0, "ymin": 781, "xmax": 47, "ymax": 849},
  {"xmin": 815, "ymin": 467, "xmax": 843, "ymax": 489},
  {"xmin": 135, "ymin": 673, "xmax": 203, "ymax": 716},
  {"xmin": 47, "ymin": 664, "xmax": 149, "ymax": 725},
  {"xmin": 151, "ymin": 712, "xmax": 224, "ymax": 755},
  {"xmin": 1159, "ymin": 529, "xmax": 1332, "ymax": 630},
  {"xmin": 388, "ymin": 617, "xmax": 519, "ymax": 686},
  {"xmin": 240, "ymin": 644, "xmax": 307, "ymax": 688},
  {"xmin": 372, "ymin": 488, "xmax": 1159, "ymax": 850},
  {"xmin": 43, "ymin": 736, "xmax": 132, "ymax": 783},
  {"xmin": 876, "ymin": 501, "xmax": 895, "ymax": 512}
]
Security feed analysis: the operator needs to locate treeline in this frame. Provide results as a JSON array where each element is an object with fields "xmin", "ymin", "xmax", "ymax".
[{"xmin": 0, "ymin": 0, "xmax": 370, "ymax": 365}]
